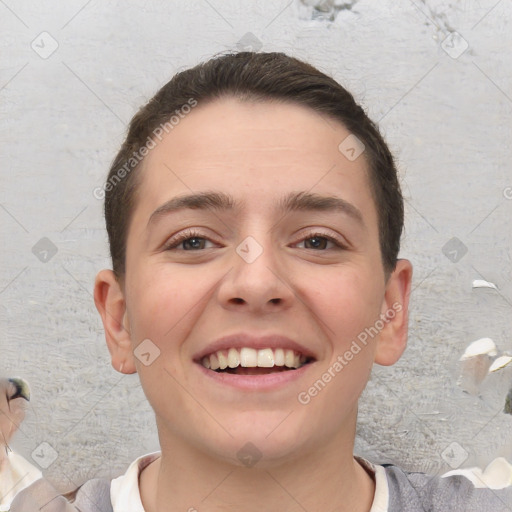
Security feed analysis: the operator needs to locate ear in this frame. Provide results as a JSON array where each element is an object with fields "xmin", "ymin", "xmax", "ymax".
[
  {"xmin": 374, "ymin": 259, "xmax": 413, "ymax": 366},
  {"xmin": 94, "ymin": 269, "xmax": 137, "ymax": 374}
]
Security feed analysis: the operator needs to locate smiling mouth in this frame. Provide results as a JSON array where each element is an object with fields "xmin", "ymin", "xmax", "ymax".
[{"xmin": 200, "ymin": 347, "xmax": 314, "ymax": 375}]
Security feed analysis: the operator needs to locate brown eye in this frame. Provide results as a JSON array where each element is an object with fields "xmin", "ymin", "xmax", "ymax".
[
  {"xmin": 295, "ymin": 232, "xmax": 345, "ymax": 250},
  {"xmin": 181, "ymin": 237, "xmax": 207, "ymax": 250},
  {"xmin": 304, "ymin": 236, "xmax": 329, "ymax": 250}
]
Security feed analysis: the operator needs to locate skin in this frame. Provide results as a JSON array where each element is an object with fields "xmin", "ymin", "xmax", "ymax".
[{"xmin": 94, "ymin": 97, "xmax": 412, "ymax": 511}]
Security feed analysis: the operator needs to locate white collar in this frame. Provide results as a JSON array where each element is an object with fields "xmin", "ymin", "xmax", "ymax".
[
  {"xmin": 111, "ymin": 452, "xmax": 389, "ymax": 512},
  {"xmin": 110, "ymin": 451, "xmax": 160, "ymax": 511},
  {"xmin": 355, "ymin": 456, "xmax": 389, "ymax": 512}
]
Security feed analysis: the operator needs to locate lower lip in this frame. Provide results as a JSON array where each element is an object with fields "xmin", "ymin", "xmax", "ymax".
[{"xmin": 195, "ymin": 362, "xmax": 315, "ymax": 391}]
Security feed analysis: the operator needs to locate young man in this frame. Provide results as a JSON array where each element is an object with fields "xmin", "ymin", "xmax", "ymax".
[{"xmin": 11, "ymin": 52, "xmax": 512, "ymax": 511}]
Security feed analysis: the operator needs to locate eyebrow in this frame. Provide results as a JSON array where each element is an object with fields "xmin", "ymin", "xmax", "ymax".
[{"xmin": 147, "ymin": 190, "xmax": 364, "ymax": 228}]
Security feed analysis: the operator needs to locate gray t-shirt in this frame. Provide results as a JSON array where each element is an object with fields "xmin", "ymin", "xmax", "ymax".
[
  {"xmin": 383, "ymin": 464, "xmax": 512, "ymax": 511},
  {"xmin": 10, "ymin": 463, "xmax": 512, "ymax": 511}
]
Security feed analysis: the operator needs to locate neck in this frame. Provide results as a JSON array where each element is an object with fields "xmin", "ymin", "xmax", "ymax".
[{"xmin": 140, "ymin": 418, "xmax": 375, "ymax": 512}]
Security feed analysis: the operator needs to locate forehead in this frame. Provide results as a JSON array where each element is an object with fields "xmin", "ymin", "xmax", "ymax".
[{"xmin": 133, "ymin": 97, "xmax": 378, "ymax": 228}]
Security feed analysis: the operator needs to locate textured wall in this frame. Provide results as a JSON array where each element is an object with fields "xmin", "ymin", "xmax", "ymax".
[{"xmin": 1, "ymin": 0, "xmax": 511, "ymax": 491}]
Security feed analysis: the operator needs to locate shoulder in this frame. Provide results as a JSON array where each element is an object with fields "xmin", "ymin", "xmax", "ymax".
[
  {"xmin": 10, "ymin": 477, "xmax": 113, "ymax": 512},
  {"xmin": 10, "ymin": 452, "xmax": 160, "ymax": 512},
  {"xmin": 74, "ymin": 478, "xmax": 114, "ymax": 511},
  {"xmin": 382, "ymin": 463, "xmax": 512, "ymax": 512}
]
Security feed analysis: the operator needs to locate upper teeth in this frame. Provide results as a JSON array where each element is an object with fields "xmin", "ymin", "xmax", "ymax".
[{"xmin": 201, "ymin": 348, "xmax": 307, "ymax": 370}]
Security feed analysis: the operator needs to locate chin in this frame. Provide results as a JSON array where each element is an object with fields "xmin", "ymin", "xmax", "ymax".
[{"xmin": 206, "ymin": 412, "xmax": 314, "ymax": 469}]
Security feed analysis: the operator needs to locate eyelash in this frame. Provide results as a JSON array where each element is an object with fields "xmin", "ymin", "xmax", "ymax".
[
  {"xmin": 163, "ymin": 230, "xmax": 213, "ymax": 251},
  {"xmin": 163, "ymin": 229, "xmax": 347, "ymax": 251},
  {"xmin": 298, "ymin": 232, "xmax": 348, "ymax": 250}
]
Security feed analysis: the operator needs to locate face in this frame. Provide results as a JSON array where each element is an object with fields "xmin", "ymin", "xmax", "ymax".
[{"xmin": 95, "ymin": 97, "xmax": 411, "ymax": 467}]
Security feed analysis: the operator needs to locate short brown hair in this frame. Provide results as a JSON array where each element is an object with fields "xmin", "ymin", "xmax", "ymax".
[{"xmin": 104, "ymin": 51, "xmax": 403, "ymax": 278}]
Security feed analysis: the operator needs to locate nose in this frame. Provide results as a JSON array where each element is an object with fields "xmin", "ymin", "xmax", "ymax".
[{"xmin": 216, "ymin": 235, "xmax": 295, "ymax": 314}]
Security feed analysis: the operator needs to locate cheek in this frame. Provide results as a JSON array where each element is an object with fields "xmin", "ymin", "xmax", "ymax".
[
  {"xmin": 126, "ymin": 265, "xmax": 199, "ymax": 343},
  {"xmin": 312, "ymin": 269, "xmax": 382, "ymax": 404},
  {"xmin": 125, "ymin": 262, "xmax": 228, "ymax": 364},
  {"xmin": 296, "ymin": 271, "xmax": 380, "ymax": 427},
  {"xmin": 306, "ymin": 266, "xmax": 384, "ymax": 341}
]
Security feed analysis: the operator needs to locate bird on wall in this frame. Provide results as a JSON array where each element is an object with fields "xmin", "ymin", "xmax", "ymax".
[{"xmin": 0, "ymin": 377, "xmax": 42, "ymax": 511}]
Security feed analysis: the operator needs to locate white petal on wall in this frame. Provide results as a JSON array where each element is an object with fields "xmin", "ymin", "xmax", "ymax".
[
  {"xmin": 460, "ymin": 338, "xmax": 498, "ymax": 360},
  {"xmin": 472, "ymin": 279, "xmax": 498, "ymax": 290},
  {"xmin": 457, "ymin": 338, "xmax": 498, "ymax": 395},
  {"xmin": 442, "ymin": 456, "xmax": 512, "ymax": 489},
  {"xmin": 489, "ymin": 355, "xmax": 512, "ymax": 373}
]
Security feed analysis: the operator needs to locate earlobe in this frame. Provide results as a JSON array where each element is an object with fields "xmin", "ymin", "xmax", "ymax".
[
  {"xmin": 93, "ymin": 269, "xmax": 137, "ymax": 374},
  {"xmin": 374, "ymin": 259, "xmax": 413, "ymax": 366}
]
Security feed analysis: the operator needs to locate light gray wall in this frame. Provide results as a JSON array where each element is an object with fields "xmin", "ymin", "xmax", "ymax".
[{"xmin": 1, "ymin": 0, "xmax": 511, "ymax": 490}]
